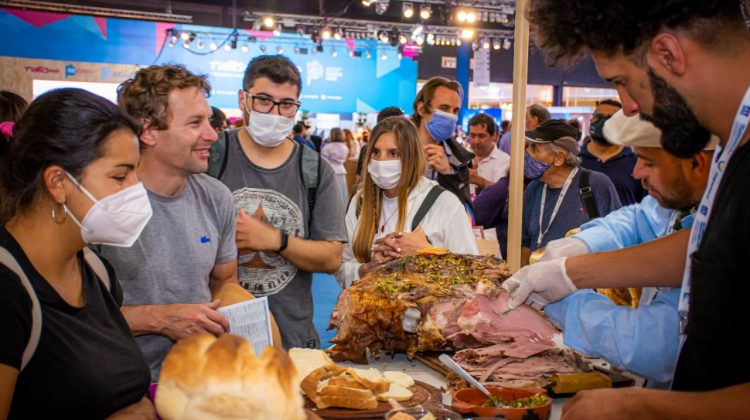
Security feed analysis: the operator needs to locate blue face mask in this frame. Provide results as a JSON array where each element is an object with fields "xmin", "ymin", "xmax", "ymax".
[
  {"xmin": 524, "ymin": 152, "xmax": 551, "ymax": 180},
  {"xmin": 426, "ymin": 110, "xmax": 458, "ymax": 142}
]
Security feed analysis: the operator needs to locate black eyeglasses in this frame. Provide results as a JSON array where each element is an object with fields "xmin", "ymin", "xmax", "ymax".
[{"xmin": 245, "ymin": 93, "xmax": 300, "ymax": 117}]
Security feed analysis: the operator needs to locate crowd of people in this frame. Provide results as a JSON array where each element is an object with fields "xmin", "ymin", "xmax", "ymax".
[{"xmin": 0, "ymin": 0, "xmax": 748, "ymax": 418}]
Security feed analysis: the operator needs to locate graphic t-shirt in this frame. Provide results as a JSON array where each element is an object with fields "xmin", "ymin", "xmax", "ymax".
[{"xmin": 220, "ymin": 130, "xmax": 347, "ymax": 349}]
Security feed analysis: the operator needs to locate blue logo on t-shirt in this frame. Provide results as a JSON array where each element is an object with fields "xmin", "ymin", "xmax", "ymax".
[
  {"xmin": 741, "ymin": 106, "xmax": 750, "ymax": 117},
  {"xmin": 200, "ymin": 236, "xmax": 210, "ymax": 243}
]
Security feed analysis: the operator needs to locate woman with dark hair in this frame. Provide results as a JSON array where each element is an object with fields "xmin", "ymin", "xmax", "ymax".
[
  {"xmin": 321, "ymin": 127, "xmax": 351, "ymax": 208},
  {"xmin": 0, "ymin": 88, "xmax": 154, "ymax": 419},
  {"xmin": 336, "ymin": 117, "xmax": 477, "ymax": 288},
  {"xmin": 0, "ymin": 90, "xmax": 28, "ymax": 154}
]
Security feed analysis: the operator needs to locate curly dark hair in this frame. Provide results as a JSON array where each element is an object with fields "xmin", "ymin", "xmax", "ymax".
[{"xmin": 528, "ymin": 0, "xmax": 744, "ymax": 66}]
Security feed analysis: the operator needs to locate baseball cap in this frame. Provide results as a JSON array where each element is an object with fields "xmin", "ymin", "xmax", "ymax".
[
  {"xmin": 604, "ymin": 110, "xmax": 718, "ymax": 150},
  {"xmin": 525, "ymin": 119, "xmax": 581, "ymax": 155}
]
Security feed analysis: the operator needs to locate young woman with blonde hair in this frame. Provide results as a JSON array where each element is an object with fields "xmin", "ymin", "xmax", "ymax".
[{"xmin": 336, "ymin": 117, "xmax": 477, "ymax": 288}]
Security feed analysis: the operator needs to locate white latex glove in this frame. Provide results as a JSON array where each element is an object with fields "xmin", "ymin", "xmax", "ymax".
[
  {"xmin": 538, "ymin": 237, "xmax": 590, "ymax": 262},
  {"xmin": 501, "ymin": 257, "xmax": 577, "ymax": 311}
]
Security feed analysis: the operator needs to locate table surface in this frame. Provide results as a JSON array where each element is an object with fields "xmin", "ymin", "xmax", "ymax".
[{"xmin": 339, "ymin": 353, "xmax": 569, "ymax": 420}]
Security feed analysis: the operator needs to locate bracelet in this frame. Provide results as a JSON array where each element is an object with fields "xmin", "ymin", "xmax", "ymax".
[{"xmin": 277, "ymin": 229, "xmax": 289, "ymax": 253}]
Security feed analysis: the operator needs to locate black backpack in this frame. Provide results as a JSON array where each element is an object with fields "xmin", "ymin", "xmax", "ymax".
[
  {"xmin": 578, "ymin": 169, "xmax": 599, "ymax": 220},
  {"xmin": 207, "ymin": 131, "xmax": 321, "ymax": 232},
  {"xmin": 353, "ymin": 184, "xmax": 447, "ymax": 231}
]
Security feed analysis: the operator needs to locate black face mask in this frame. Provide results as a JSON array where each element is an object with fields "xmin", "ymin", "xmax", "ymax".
[
  {"xmin": 641, "ymin": 68, "xmax": 712, "ymax": 158},
  {"xmin": 589, "ymin": 114, "xmax": 612, "ymax": 145}
]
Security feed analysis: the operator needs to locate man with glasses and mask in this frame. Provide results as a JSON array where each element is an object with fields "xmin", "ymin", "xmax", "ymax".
[
  {"xmin": 580, "ymin": 99, "xmax": 645, "ymax": 205},
  {"xmin": 212, "ymin": 55, "xmax": 346, "ymax": 350}
]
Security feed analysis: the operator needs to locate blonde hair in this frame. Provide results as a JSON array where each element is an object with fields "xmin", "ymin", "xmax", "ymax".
[{"xmin": 352, "ymin": 117, "xmax": 425, "ymax": 263}]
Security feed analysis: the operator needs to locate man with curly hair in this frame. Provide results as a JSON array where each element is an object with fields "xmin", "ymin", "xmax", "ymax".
[{"xmin": 502, "ymin": 1, "xmax": 750, "ymax": 417}]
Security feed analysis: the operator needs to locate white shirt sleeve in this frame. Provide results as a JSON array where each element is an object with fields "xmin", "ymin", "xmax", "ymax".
[
  {"xmin": 336, "ymin": 195, "xmax": 363, "ymax": 288},
  {"xmin": 420, "ymin": 191, "xmax": 479, "ymax": 255}
]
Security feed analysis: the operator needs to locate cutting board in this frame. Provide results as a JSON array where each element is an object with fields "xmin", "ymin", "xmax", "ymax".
[
  {"xmin": 305, "ymin": 380, "xmax": 442, "ymax": 419},
  {"xmin": 415, "ymin": 353, "xmax": 633, "ymax": 398}
]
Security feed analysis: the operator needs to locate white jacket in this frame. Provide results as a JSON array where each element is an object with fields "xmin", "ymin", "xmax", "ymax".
[{"xmin": 336, "ymin": 177, "xmax": 478, "ymax": 288}]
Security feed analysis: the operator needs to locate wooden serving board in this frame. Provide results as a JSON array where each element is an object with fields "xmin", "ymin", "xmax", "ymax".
[
  {"xmin": 415, "ymin": 353, "xmax": 634, "ymax": 398},
  {"xmin": 305, "ymin": 380, "xmax": 442, "ymax": 419}
]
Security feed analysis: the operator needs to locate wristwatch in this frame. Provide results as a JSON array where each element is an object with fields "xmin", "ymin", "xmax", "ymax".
[{"xmin": 277, "ymin": 229, "xmax": 289, "ymax": 253}]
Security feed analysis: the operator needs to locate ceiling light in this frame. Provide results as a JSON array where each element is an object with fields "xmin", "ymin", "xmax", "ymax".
[
  {"xmin": 492, "ymin": 38, "xmax": 500, "ymax": 50},
  {"xmin": 426, "ymin": 33, "xmax": 435, "ymax": 45},
  {"xmin": 262, "ymin": 16, "xmax": 275, "ymax": 29},
  {"xmin": 273, "ymin": 24, "xmax": 282, "ymax": 36},
  {"xmin": 241, "ymin": 44, "xmax": 249, "ymax": 52},
  {"xmin": 375, "ymin": 0, "xmax": 390, "ymax": 15},
  {"xmin": 399, "ymin": 34, "xmax": 408, "ymax": 45},
  {"xmin": 276, "ymin": 45, "xmax": 284, "ymax": 53},
  {"xmin": 333, "ymin": 29, "xmax": 342, "ymax": 40},
  {"xmin": 460, "ymin": 28, "xmax": 475, "ymax": 40},
  {"xmin": 402, "ymin": 2, "xmax": 414, "ymax": 18},
  {"xmin": 180, "ymin": 32, "xmax": 189, "ymax": 41},
  {"xmin": 182, "ymin": 40, "xmax": 190, "ymax": 48},
  {"xmin": 503, "ymin": 38, "xmax": 512, "ymax": 49},
  {"xmin": 415, "ymin": 36, "xmax": 424, "ymax": 46},
  {"xmin": 411, "ymin": 24, "xmax": 424, "ymax": 38},
  {"xmin": 419, "ymin": 5, "xmax": 431, "ymax": 20},
  {"xmin": 361, "ymin": 0, "xmax": 374, "ymax": 6},
  {"xmin": 224, "ymin": 43, "xmax": 232, "ymax": 51},
  {"xmin": 482, "ymin": 39, "xmax": 490, "ymax": 49},
  {"xmin": 466, "ymin": 11, "xmax": 477, "ymax": 23},
  {"xmin": 457, "ymin": 10, "xmax": 467, "ymax": 23},
  {"xmin": 210, "ymin": 41, "xmax": 218, "ymax": 50}
]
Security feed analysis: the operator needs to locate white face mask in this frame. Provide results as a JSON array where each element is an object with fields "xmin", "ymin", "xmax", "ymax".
[
  {"xmin": 65, "ymin": 173, "xmax": 153, "ymax": 247},
  {"xmin": 245, "ymin": 111, "xmax": 294, "ymax": 148},
  {"xmin": 368, "ymin": 159, "xmax": 402, "ymax": 190}
]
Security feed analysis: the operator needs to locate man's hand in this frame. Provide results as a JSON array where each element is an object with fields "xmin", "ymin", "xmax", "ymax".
[
  {"xmin": 158, "ymin": 300, "xmax": 229, "ymax": 341},
  {"xmin": 106, "ymin": 397, "xmax": 156, "ymax": 420},
  {"xmin": 501, "ymin": 258, "xmax": 577, "ymax": 311},
  {"xmin": 562, "ymin": 388, "xmax": 647, "ymax": 420},
  {"xmin": 539, "ymin": 237, "xmax": 589, "ymax": 262},
  {"xmin": 423, "ymin": 144, "xmax": 452, "ymax": 174},
  {"xmin": 236, "ymin": 208, "xmax": 281, "ymax": 252}
]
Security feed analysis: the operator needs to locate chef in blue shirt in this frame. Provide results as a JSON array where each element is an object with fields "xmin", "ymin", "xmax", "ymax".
[{"xmin": 506, "ymin": 111, "xmax": 717, "ymax": 387}]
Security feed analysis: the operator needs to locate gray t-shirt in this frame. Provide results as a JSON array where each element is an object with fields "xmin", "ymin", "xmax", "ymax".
[
  {"xmin": 219, "ymin": 129, "xmax": 347, "ymax": 349},
  {"xmin": 97, "ymin": 174, "xmax": 237, "ymax": 381}
]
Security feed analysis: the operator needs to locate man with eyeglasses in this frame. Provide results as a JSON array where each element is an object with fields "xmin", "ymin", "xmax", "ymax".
[{"xmin": 213, "ymin": 55, "xmax": 346, "ymax": 350}]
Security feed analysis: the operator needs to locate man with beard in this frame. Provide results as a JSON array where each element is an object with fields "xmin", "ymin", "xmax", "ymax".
[
  {"xmin": 580, "ymin": 100, "xmax": 646, "ymax": 205},
  {"xmin": 501, "ymin": 1, "xmax": 750, "ymax": 417},
  {"xmin": 531, "ymin": 111, "xmax": 714, "ymax": 388}
]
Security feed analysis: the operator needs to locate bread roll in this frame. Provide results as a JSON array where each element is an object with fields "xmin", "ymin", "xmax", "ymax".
[{"xmin": 156, "ymin": 334, "xmax": 305, "ymax": 420}]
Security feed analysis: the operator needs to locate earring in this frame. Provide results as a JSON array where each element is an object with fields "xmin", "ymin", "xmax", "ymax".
[{"xmin": 51, "ymin": 203, "xmax": 67, "ymax": 224}]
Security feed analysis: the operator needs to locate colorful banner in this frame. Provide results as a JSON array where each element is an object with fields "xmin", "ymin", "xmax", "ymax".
[{"xmin": 0, "ymin": 8, "xmax": 417, "ymax": 113}]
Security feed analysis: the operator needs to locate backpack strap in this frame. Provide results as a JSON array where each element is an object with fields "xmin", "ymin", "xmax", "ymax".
[
  {"xmin": 0, "ymin": 246, "xmax": 42, "ymax": 372},
  {"xmin": 411, "ymin": 185, "xmax": 447, "ymax": 231},
  {"xmin": 207, "ymin": 130, "xmax": 230, "ymax": 179},
  {"xmin": 0, "ymin": 246, "xmax": 111, "ymax": 372},
  {"xmin": 82, "ymin": 247, "xmax": 111, "ymax": 291},
  {"xmin": 578, "ymin": 169, "xmax": 599, "ymax": 220},
  {"xmin": 299, "ymin": 144, "xmax": 320, "ymax": 237}
]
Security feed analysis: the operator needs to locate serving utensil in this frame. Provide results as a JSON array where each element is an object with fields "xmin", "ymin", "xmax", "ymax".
[{"xmin": 438, "ymin": 354, "xmax": 502, "ymax": 407}]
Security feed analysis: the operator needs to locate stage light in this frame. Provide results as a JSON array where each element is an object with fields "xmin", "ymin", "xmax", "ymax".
[
  {"xmin": 457, "ymin": 10, "xmax": 467, "ymax": 22},
  {"xmin": 210, "ymin": 41, "xmax": 218, "ymax": 50},
  {"xmin": 263, "ymin": 16, "xmax": 275, "ymax": 29},
  {"xmin": 503, "ymin": 38, "xmax": 512, "ymax": 49},
  {"xmin": 331, "ymin": 48, "xmax": 338, "ymax": 57},
  {"xmin": 426, "ymin": 33, "xmax": 435, "ymax": 45},
  {"xmin": 273, "ymin": 24, "xmax": 282, "ymax": 37},
  {"xmin": 493, "ymin": 38, "xmax": 501, "ymax": 50},
  {"xmin": 402, "ymin": 2, "xmax": 414, "ymax": 18},
  {"xmin": 399, "ymin": 34, "xmax": 408, "ymax": 45},
  {"xmin": 321, "ymin": 26, "xmax": 332, "ymax": 40},
  {"xmin": 180, "ymin": 32, "xmax": 189, "ymax": 41},
  {"xmin": 482, "ymin": 39, "xmax": 490, "ymax": 49},
  {"xmin": 411, "ymin": 24, "xmax": 424, "ymax": 38},
  {"xmin": 420, "ymin": 5, "xmax": 431, "ymax": 20},
  {"xmin": 361, "ymin": 0, "xmax": 374, "ymax": 6},
  {"xmin": 333, "ymin": 28, "xmax": 342, "ymax": 40},
  {"xmin": 241, "ymin": 44, "xmax": 249, "ymax": 52},
  {"xmin": 466, "ymin": 10, "xmax": 477, "ymax": 23},
  {"xmin": 460, "ymin": 28, "xmax": 475, "ymax": 40},
  {"xmin": 415, "ymin": 36, "xmax": 424, "ymax": 46},
  {"xmin": 277, "ymin": 45, "xmax": 284, "ymax": 53}
]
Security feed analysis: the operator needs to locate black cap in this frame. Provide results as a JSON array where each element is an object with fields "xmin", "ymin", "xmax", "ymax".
[{"xmin": 525, "ymin": 119, "xmax": 580, "ymax": 154}]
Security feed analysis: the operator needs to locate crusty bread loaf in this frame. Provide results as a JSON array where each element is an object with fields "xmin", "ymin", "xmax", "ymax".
[
  {"xmin": 327, "ymin": 375, "xmax": 368, "ymax": 389},
  {"xmin": 348, "ymin": 368, "xmax": 390, "ymax": 394},
  {"xmin": 156, "ymin": 334, "xmax": 305, "ymax": 420},
  {"xmin": 317, "ymin": 394, "xmax": 378, "ymax": 410},
  {"xmin": 318, "ymin": 384, "xmax": 374, "ymax": 400},
  {"xmin": 288, "ymin": 348, "xmax": 335, "ymax": 385},
  {"xmin": 383, "ymin": 371, "xmax": 415, "ymax": 388},
  {"xmin": 376, "ymin": 383, "xmax": 413, "ymax": 401},
  {"xmin": 300, "ymin": 364, "xmax": 348, "ymax": 408}
]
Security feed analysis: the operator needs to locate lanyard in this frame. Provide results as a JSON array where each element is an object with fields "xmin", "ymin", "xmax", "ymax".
[
  {"xmin": 676, "ymin": 86, "xmax": 750, "ymax": 345},
  {"xmin": 537, "ymin": 167, "xmax": 579, "ymax": 248}
]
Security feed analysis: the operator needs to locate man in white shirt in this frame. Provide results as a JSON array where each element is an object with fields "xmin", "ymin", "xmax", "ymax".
[{"xmin": 468, "ymin": 113, "xmax": 510, "ymax": 193}]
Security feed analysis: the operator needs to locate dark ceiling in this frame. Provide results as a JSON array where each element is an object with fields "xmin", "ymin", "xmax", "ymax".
[{"xmin": 22, "ymin": 0, "xmax": 515, "ymax": 31}]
